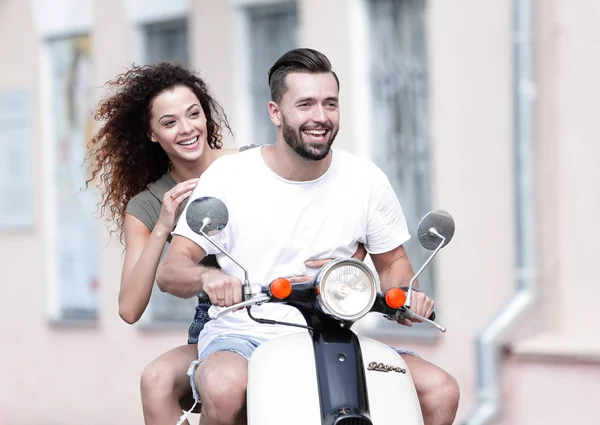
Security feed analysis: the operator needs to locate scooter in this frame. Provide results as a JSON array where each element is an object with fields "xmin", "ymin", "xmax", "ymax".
[{"xmin": 185, "ymin": 196, "xmax": 455, "ymax": 425}]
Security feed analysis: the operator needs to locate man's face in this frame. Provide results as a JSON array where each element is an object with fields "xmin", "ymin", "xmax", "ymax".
[{"xmin": 276, "ymin": 72, "xmax": 340, "ymax": 161}]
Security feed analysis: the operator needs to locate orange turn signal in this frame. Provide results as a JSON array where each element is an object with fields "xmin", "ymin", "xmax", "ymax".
[
  {"xmin": 270, "ymin": 278, "xmax": 292, "ymax": 300},
  {"xmin": 385, "ymin": 288, "xmax": 407, "ymax": 309}
]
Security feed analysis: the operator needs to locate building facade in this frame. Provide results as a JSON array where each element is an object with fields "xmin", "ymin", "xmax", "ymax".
[{"xmin": 0, "ymin": 0, "xmax": 599, "ymax": 423}]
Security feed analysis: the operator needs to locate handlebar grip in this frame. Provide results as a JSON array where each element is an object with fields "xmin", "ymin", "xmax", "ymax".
[{"xmin": 197, "ymin": 291, "xmax": 211, "ymax": 304}]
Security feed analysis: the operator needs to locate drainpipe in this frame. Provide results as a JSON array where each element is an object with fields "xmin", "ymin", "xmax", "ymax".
[{"xmin": 463, "ymin": 0, "xmax": 537, "ymax": 424}]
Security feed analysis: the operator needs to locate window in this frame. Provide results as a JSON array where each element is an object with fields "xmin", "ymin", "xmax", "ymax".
[
  {"xmin": 47, "ymin": 34, "xmax": 99, "ymax": 320},
  {"xmin": 141, "ymin": 18, "xmax": 195, "ymax": 323},
  {"xmin": 0, "ymin": 90, "xmax": 34, "ymax": 230},
  {"xmin": 359, "ymin": 0, "xmax": 434, "ymax": 338},
  {"xmin": 143, "ymin": 19, "xmax": 189, "ymax": 66},
  {"xmin": 246, "ymin": 2, "xmax": 298, "ymax": 145}
]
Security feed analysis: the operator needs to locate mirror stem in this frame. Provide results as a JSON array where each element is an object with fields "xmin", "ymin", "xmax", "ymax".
[
  {"xmin": 200, "ymin": 219, "xmax": 250, "ymax": 286},
  {"xmin": 406, "ymin": 227, "xmax": 446, "ymax": 308}
]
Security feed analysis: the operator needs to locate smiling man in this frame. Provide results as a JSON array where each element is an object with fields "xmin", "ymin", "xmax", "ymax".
[{"xmin": 157, "ymin": 48, "xmax": 459, "ymax": 425}]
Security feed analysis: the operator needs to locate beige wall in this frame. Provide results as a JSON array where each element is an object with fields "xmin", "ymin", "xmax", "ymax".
[
  {"xmin": 0, "ymin": 0, "xmax": 46, "ymax": 420},
  {"xmin": 543, "ymin": 0, "xmax": 600, "ymax": 335},
  {"xmin": 502, "ymin": 359, "xmax": 600, "ymax": 424},
  {"xmin": 191, "ymin": 0, "xmax": 237, "ymax": 148},
  {"xmin": 500, "ymin": 1, "xmax": 600, "ymax": 421},
  {"xmin": 1, "ymin": 0, "xmax": 599, "ymax": 424}
]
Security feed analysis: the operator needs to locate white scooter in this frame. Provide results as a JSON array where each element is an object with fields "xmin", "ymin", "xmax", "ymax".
[{"xmin": 185, "ymin": 197, "xmax": 455, "ymax": 425}]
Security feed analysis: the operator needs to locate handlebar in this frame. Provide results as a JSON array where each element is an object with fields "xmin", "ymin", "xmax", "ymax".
[{"xmin": 196, "ymin": 287, "xmax": 442, "ymax": 332}]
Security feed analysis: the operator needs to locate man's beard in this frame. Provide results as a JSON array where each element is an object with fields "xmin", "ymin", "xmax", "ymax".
[{"xmin": 282, "ymin": 117, "xmax": 337, "ymax": 161}]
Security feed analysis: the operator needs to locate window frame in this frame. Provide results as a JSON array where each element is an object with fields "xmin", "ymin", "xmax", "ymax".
[{"xmin": 34, "ymin": 0, "xmax": 99, "ymax": 323}]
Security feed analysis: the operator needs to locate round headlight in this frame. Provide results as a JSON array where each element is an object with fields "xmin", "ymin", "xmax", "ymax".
[{"xmin": 316, "ymin": 259, "xmax": 377, "ymax": 321}]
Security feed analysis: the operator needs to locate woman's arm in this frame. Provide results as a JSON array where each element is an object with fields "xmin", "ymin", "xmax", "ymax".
[
  {"xmin": 118, "ymin": 214, "xmax": 170, "ymax": 324},
  {"xmin": 118, "ymin": 178, "xmax": 199, "ymax": 324}
]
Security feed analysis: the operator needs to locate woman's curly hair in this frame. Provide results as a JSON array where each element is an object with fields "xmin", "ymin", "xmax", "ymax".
[{"xmin": 86, "ymin": 62, "xmax": 232, "ymax": 240}]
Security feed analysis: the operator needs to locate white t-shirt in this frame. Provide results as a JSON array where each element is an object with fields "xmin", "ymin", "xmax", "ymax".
[{"xmin": 173, "ymin": 146, "xmax": 411, "ymax": 356}]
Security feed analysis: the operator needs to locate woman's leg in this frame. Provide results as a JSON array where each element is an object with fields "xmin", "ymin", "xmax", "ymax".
[{"xmin": 140, "ymin": 344, "xmax": 198, "ymax": 425}]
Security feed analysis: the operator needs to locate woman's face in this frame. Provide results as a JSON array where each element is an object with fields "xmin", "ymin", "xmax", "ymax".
[{"xmin": 148, "ymin": 85, "xmax": 209, "ymax": 164}]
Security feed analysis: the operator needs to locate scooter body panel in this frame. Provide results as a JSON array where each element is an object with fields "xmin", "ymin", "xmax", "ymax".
[{"xmin": 246, "ymin": 332, "xmax": 423, "ymax": 425}]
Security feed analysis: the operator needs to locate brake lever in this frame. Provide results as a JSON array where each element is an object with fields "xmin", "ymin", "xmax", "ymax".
[
  {"xmin": 386, "ymin": 307, "xmax": 446, "ymax": 333},
  {"xmin": 403, "ymin": 308, "xmax": 446, "ymax": 333},
  {"xmin": 211, "ymin": 294, "xmax": 270, "ymax": 319}
]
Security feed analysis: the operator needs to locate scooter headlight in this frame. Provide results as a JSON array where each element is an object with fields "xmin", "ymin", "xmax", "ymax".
[{"xmin": 316, "ymin": 259, "xmax": 377, "ymax": 321}]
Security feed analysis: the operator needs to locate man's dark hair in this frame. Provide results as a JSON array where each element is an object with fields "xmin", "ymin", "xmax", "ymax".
[{"xmin": 268, "ymin": 48, "xmax": 340, "ymax": 103}]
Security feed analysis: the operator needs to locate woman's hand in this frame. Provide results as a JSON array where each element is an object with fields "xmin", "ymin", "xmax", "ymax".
[
  {"xmin": 155, "ymin": 178, "xmax": 199, "ymax": 234},
  {"xmin": 288, "ymin": 244, "xmax": 368, "ymax": 283}
]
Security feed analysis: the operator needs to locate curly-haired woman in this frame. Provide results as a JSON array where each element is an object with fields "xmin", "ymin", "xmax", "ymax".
[
  {"xmin": 86, "ymin": 62, "xmax": 237, "ymax": 424},
  {"xmin": 87, "ymin": 62, "xmax": 366, "ymax": 424}
]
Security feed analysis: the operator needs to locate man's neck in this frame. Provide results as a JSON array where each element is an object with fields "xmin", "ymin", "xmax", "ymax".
[
  {"xmin": 261, "ymin": 142, "xmax": 332, "ymax": 182},
  {"xmin": 170, "ymin": 147, "xmax": 219, "ymax": 183}
]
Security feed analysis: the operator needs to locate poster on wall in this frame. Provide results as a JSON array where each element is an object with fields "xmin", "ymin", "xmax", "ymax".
[
  {"xmin": 0, "ymin": 90, "xmax": 34, "ymax": 230},
  {"xmin": 48, "ymin": 34, "xmax": 99, "ymax": 319}
]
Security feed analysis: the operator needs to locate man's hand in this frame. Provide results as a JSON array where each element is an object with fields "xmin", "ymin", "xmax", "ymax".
[
  {"xmin": 398, "ymin": 291, "xmax": 435, "ymax": 327},
  {"xmin": 202, "ymin": 269, "xmax": 243, "ymax": 307}
]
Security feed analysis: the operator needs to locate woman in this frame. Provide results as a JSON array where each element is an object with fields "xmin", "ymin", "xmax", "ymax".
[
  {"xmin": 87, "ymin": 62, "xmax": 365, "ymax": 425},
  {"xmin": 86, "ymin": 62, "xmax": 231, "ymax": 424}
]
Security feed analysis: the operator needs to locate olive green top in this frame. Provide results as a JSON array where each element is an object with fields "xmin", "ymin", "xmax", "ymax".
[{"xmin": 126, "ymin": 173, "xmax": 180, "ymax": 236}]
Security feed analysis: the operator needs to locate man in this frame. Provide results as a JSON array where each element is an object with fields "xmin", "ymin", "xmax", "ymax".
[{"xmin": 157, "ymin": 48, "xmax": 459, "ymax": 425}]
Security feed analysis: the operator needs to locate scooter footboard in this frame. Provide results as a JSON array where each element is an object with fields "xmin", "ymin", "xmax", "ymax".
[
  {"xmin": 358, "ymin": 336, "xmax": 424, "ymax": 425},
  {"xmin": 247, "ymin": 332, "xmax": 322, "ymax": 425}
]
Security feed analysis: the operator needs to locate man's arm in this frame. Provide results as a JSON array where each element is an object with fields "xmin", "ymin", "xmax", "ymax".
[
  {"xmin": 371, "ymin": 244, "xmax": 434, "ymax": 325},
  {"xmin": 156, "ymin": 235, "xmax": 209, "ymax": 298},
  {"xmin": 156, "ymin": 235, "xmax": 244, "ymax": 305},
  {"xmin": 371, "ymin": 244, "xmax": 415, "ymax": 293}
]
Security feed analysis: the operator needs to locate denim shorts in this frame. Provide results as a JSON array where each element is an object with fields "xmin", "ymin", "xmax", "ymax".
[
  {"xmin": 186, "ymin": 333, "xmax": 418, "ymax": 403},
  {"xmin": 187, "ymin": 301, "xmax": 212, "ymax": 345}
]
